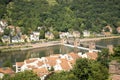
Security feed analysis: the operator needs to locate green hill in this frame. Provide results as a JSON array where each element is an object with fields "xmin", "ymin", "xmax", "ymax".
[{"xmin": 1, "ymin": 0, "xmax": 120, "ymax": 34}]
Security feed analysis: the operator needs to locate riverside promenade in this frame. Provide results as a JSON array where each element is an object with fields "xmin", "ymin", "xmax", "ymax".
[
  {"xmin": 0, "ymin": 35, "xmax": 120, "ymax": 51},
  {"xmin": 20, "ymin": 41, "xmax": 61, "ymax": 50},
  {"xmin": 80, "ymin": 36, "xmax": 120, "ymax": 42}
]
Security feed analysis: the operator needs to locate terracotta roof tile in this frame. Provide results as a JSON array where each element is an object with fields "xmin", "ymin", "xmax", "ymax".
[
  {"xmin": 46, "ymin": 57, "xmax": 58, "ymax": 66},
  {"xmin": 37, "ymin": 61, "xmax": 44, "ymax": 66},
  {"xmin": 86, "ymin": 52, "xmax": 98, "ymax": 60},
  {"xmin": 16, "ymin": 62, "xmax": 24, "ymax": 67},
  {"xmin": 60, "ymin": 59, "xmax": 71, "ymax": 71},
  {"xmin": 33, "ymin": 68, "xmax": 49, "ymax": 77},
  {"xmin": 68, "ymin": 52, "xmax": 80, "ymax": 60},
  {"xmin": 0, "ymin": 67, "xmax": 14, "ymax": 74}
]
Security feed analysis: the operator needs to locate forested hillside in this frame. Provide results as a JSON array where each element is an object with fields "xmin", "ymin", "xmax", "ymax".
[{"xmin": 0, "ymin": 0, "xmax": 120, "ymax": 34}]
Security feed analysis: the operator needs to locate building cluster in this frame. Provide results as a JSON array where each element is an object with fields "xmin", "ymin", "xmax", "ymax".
[
  {"xmin": 109, "ymin": 60, "xmax": 120, "ymax": 80},
  {"xmin": 1, "ymin": 20, "xmax": 120, "ymax": 44},
  {"xmin": 15, "ymin": 51, "xmax": 97, "ymax": 80},
  {"xmin": 0, "ymin": 67, "xmax": 14, "ymax": 78}
]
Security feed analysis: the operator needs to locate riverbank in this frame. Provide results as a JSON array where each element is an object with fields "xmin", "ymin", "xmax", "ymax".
[
  {"xmin": 0, "ymin": 41, "xmax": 61, "ymax": 52},
  {"xmin": 20, "ymin": 41, "xmax": 61, "ymax": 50},
  {"xmin": 80, "ymin": 35, "xmax": 120, "ymax": 42},
  {"xmin": 0, "ymin": 35, "xmax": 120, "ymax": 52}
]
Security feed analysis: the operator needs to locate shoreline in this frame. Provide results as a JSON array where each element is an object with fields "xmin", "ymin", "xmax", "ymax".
[
  {"xmin": 0, "ymin": 36, "xmax": 120, "ymax": 52},
  {"xmin": 80, "ymin": 36, "xmax": 120, "ymax": 42}
]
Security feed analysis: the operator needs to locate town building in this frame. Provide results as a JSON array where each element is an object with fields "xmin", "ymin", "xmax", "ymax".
[
  {"xmin": 83, "ymin": 30, "xmax": 90, "ymax": 37},
  {"xmin": 0, "ymin": 20, "xmax": 7, "ymax": 33},
  {"xmin": 72, "ymin": 31, "xmax": 80, "ymax": 38},
  {"xmin": 15, "ymin": 51, "xmax": 98, "ymax": 80},
  {"xmin": 0, "ymin": 67, "xmax": 14, "ymax": 79},
  {"xmin": 1, "ymin": 35, "xmax": 10, "ymax": 44},
  {"xmin": 30, "ymin": 32, "xmax": 40, "ymax": 41},
  {"xmin": 116, "ymin": 27, "xmax": 120, "ymax": 34},
  {"xmin": 45, "ymin": 31, "xmax": 54, "ymax": 40}
]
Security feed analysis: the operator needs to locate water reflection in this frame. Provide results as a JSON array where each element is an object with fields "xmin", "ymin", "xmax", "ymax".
[
  {"xmin": 96, "ymin": 38, "xmax": 120, "ymax": 47},
  {"xmin": 0, "ymin": 45, "xmax": 82, "ymax": 66},
  {"xmin": 0, "ymin": 38, "xmax": 120, "ymax": 66}
]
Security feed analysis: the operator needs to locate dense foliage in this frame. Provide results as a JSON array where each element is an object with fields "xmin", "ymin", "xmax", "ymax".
[
  {"xmin": 0, "ymin": 0, "xmax": 120, "ymax": 34},
  {"xmin": 0, "ymin": 0, "xmax": 12, "ymax": 18},
  {"xmin": 97, "ymin": 48, "xmax": 110, "ymax": 67},
  {"xmin": 111, "ymin": 45, "xmax": 120, "ymax": 62},
  {"xmin": 48, "ymin": 58, "xmax": 108, "ymax": 80},
  {"xmin": 2, "ymin": 70, "xmax": 40, "ymax": 80},
  {"xmin": 113, "ymin": 45, "xmax": 120, "ymax": 56}
]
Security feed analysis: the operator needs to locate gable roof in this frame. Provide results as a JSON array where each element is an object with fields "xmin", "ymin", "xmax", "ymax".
[
  {"xmin": 60, "ymin": 59, "xmax": 72, "ymax": 71},
  {"xmin": 86, "ymin": 52, "xmax": 98, "ymax": 60},
  {"xmin": 0, "ymin": 67, "xmax": 14, "ymax": 74},
  {"xmin": 33, "ymin": 68, "xmax": 49, "ymax": 77},
  {"xmin": 68, "ymin": 52, "xmax": 80, "ymax": 60},
  {"xmin": 16, "ymin": 62, "xmax": 24, "ymax": 67},
  {"xmin": 45, "ymin": 57, "xmax": 58, "ymax": 66}
]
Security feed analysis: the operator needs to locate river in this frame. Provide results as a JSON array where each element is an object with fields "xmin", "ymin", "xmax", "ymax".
[{"xmin": 0, "ymin": 38, "xmax": 120, "ymax": 66}]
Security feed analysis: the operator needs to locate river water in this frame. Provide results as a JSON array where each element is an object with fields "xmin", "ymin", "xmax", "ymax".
[{"xmin": 0, "ymin": 38, "xmax": 120, "ymax": 66}]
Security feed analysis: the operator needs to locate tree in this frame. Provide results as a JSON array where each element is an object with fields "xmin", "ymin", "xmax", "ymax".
[
  {"xmin": 113, "ymin": 45, "xmax": 120, "ymax": 56},
  {"xmin": 72, "ymin": 58, "xmax": 108, "ymax": 80},
  {"xmin": 48, "ymin": 71, "xmax": 78, "ymax": 80},
  {"xmin": 4, "ymin": 28, "xmax": 10, "ymax": 36},
  {"xmin": 52, "ymin": 31, "xmax": 59, "ymax": 39},
  {"xmin": 2, "ymin": 60, "xmax": 12, "ymax": 68},
  {"xmin": 39, "ymin": 30, "xmax": 45, "ymax": 39},
  {"xmin": 97, "ymin": 48, "xmax": 110, "ymax": 67},
  {"xmin": 48, "ymin": 58, "xmax": 108, "ymax": 80},
  {"xmin": 2, "ymin": 70, "xmax": 40, "ymax": 80}
]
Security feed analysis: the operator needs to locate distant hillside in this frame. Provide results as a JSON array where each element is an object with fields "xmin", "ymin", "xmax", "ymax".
[{"xmin": 1, "ymin": 0, "xmax": 120, "ymax": 34}]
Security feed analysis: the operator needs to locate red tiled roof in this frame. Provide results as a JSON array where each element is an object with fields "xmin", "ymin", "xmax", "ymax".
[
  {"xmin": 37, "ymin": 61, "xmax": 44, "ymax": 66},
  {"xmin": 46, "ymin": 57, "xmax": 58, "ymax": 66},
  {"xmin": 69, "ymin": 59, "xmax": 76, "ymax": 66},
  {"xmin": 86, "ymin": 52, "xmax": 98, "ymax": 60},
  {"xmin": 0, "ymin": 67, "xmax": 14, "ymax": 74},
  {"xmin": 68, "ymin": 52, "xmax": 80, "ymax": 60},
  {"xmin": 33, "ymin": 68, "xmax": 49, "ymax": 77},
  {"xmin": 16, "ymin": 62, "xmax": 24, "ymax": 67},
  {"xmin": 60, "ymin": 59, "xmax": 71, "ymax": 71}
]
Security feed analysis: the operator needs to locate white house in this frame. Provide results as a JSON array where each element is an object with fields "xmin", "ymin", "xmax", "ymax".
[
  {"xmin": 0, "ymin": 20, "xmax": 7, "ymax": 27},
  {"xmin": 45, "ymin": 31, "xmax": 54, "ymax": 40},
  {"xmin": 59, "ymin": 32, "xmax": 73, "ymax": 39},
  {"xmin": 0, "ymin": 20, "xmax": 7, "ymax": 33},
  {"xmin": 83, "ymin": 30, "xmax": 90, "ymax": 37},
  {"xmin": 11, "ymin": 36, "xmax": 24, "ymax": 43},
  {"xmin": 30, "ymin": 32, "xmax": 40, "ymax": 41},
  {"xmin": 72, "ymin": 31, "xmax": 80, "ymax": 38}
]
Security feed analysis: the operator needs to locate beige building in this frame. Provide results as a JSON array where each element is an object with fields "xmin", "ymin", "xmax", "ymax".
[{"xmin": 45, "ymin": 32, "xmax": 54, "ymax": 40}]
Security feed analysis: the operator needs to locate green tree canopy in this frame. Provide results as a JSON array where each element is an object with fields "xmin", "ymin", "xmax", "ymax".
[
  {"xmin": 2, "ymin": 70, "xmax": 40, "ymax": 80},
  {"xmin": 48, "ymin": 58, "xmax": 108, "ymax": 80},
  {"xmin": 73, "ymin": 58, "xmax": 108, "ymax": 80}
]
